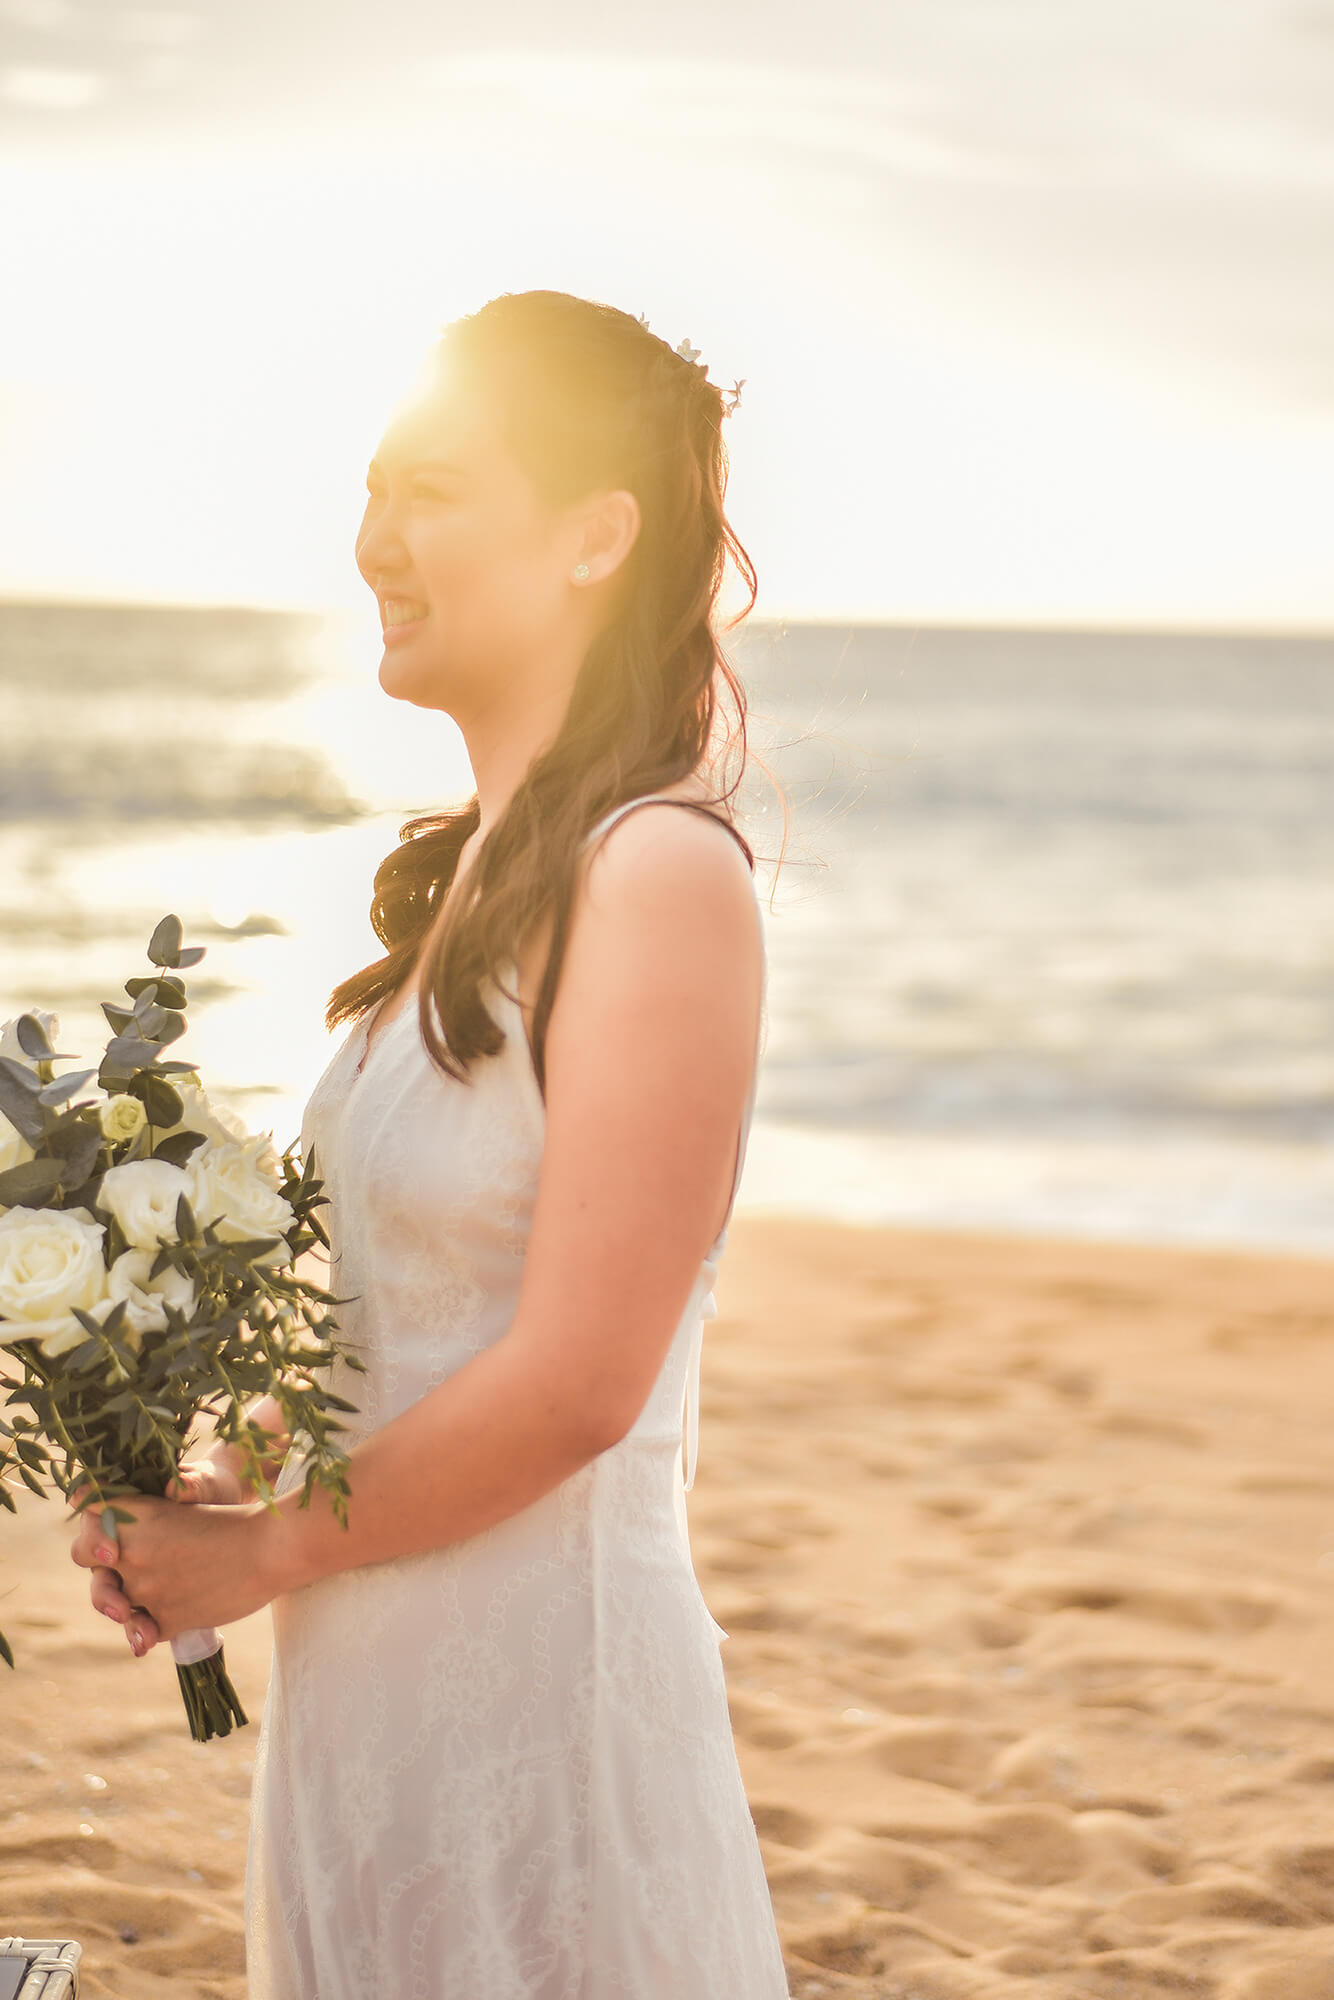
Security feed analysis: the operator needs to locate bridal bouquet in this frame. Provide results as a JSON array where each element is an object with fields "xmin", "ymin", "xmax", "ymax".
[{"xmin": 0, "ymin": 915, "xmax": 364, "ymax": 1740}]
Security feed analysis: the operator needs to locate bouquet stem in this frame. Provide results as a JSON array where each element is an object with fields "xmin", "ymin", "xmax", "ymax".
[{"xmin": 175, "ymin": 1646, "xmax": 249, "ymax": 1741}]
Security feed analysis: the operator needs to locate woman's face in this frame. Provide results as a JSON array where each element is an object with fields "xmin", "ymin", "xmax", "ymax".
[{"xmin": 354, "ymin": 361, "xmax": 580, "ymax": 716}]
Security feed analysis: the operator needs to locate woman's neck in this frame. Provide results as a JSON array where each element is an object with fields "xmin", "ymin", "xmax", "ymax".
[{"xmin": 455, "ymin": 683, "xmax": 572, "ymax": 845}]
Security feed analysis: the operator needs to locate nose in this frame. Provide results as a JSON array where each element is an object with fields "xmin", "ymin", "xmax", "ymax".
[{"xmin": 355, "ymin": 492, "xmax": 408, "ymax": 591}]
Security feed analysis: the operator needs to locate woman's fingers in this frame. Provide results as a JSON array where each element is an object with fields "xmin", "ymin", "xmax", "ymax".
[
  {"xmin": 66, "ymin": 1482, "xmax": 123, "ymax": 1569},
  {"xmin": 68, "ymin": 1511, "xmax": 119, "ymax": 1570},
  {"xmin": 89, "ymin": 1564, "xmax": 131, "ymax": 1623},
  {"xmin": 167, "ymin": 1459, "xmax": 245, "ymax": 1507},
  {"xmin": 165, "ymin": 1466, "xmax": 206, "ymax": 1502},
  {"xmin": 67, "ymin": 1489, "xmax": 168, "ymax": 1656},
  {"xmin": 124, "ymin": 1605, "xmax": 161, "ymax": 1655},
  {"xmin": 89, "ymin": 1568, "xmax": 160, "ymax": 1653}
]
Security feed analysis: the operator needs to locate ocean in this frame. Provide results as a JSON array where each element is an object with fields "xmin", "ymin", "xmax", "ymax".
[{"xmin": 3, "ymin": 600, "xmax": 1331, "ymax": 1254}]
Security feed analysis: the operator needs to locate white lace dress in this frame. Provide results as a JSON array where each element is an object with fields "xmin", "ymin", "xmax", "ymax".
[{"xmin": 244, "ymin": 795, "xmax": 790, "ymax": 2000}]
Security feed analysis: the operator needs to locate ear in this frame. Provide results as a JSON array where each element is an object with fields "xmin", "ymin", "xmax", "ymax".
[{"xmin": 570, "ymin": 487, "xmax": 641, "ymax": 585}]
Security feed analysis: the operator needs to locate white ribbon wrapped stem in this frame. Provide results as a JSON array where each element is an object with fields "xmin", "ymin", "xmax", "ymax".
[{"xmin": 170, "ymin": 1625, "xmax": 224, "ymax": 1667}]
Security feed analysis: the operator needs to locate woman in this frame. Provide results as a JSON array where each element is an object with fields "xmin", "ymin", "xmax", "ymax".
[{"xmin": 68, "ymin": 289, "xmax": 789, "ymax": 1997}]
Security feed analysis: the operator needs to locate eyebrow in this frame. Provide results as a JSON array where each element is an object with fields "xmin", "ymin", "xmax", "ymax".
[{"xmin": 366, "ymin": 455, "xmax": 467, "ymax": 477}]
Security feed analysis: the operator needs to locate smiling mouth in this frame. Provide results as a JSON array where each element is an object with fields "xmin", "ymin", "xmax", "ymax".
[{"xmin": 381, "ymin": 598, "xmax": 429, "ymax": 629}]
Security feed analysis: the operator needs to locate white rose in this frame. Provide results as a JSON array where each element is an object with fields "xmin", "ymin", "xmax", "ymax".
[
  {"xmin": 154, "ymin": 1079, "xmax": 283, "ymax": 1185},
  {"xmin": 0, "ymin": 1204, "xmax": 109, "ymax": 1358},
  {"xmin": 104, "ymin": 1247, "xmax": 200, "ymax": 1349},
  {"xmin": 98, "ymin": 1093, "xmax": 147, "ymax": 1144},
  {"xmin": 155, "ymin": 1078, "xmax": 247, "ymax": 1148},
  {"xmin": 0, "ymin": 1010, "xmax": 60, "ymax": 1068},
  {"xmin": 184, "ymin": 1137, "xmax": 295, "ymax": 1266},
  {"xmin": 98, "ymin": 1157, "xmax": 190, "ymax": 1250}
]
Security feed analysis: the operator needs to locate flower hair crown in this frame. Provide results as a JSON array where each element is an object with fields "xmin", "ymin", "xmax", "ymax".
[{"xmin": 637, "ymin": 313, "xmax": 745, "ymax": 417}]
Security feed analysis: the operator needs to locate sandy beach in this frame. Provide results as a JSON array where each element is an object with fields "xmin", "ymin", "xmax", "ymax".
[{"xmin": 3, "ymin": 1212, "xmax": 1333, "ymax": 1999}]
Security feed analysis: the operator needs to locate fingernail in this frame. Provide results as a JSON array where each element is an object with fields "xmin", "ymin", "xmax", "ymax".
[
  {"xmin": 100, "ymin": 1605, "xmax": 123, "ymax": 1622},
  {"xmin": 94, "ymin": 1543, "xmax": 117, "ymax": 1564},
  {"xmin": 129, "ymin": 1629, "xmax": 145, "ymax": 1655}
]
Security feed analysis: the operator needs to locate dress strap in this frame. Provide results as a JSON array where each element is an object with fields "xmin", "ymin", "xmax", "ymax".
[{"xmin": 579, "ymin": 794, "xmax": 753, "ymax": 863}]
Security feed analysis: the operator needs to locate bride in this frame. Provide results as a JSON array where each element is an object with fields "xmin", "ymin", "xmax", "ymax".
[{"xmin": 68, "ymin": 288, "xmax": 790, "ymax": 1997}]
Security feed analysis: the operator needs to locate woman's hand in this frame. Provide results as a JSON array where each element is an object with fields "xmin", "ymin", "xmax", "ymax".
[{"xmin": 67, "ymin": 1460, "xmax": 275, "ymax": 1656}]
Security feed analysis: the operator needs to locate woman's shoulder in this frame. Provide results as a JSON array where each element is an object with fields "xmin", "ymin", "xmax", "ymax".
[
  {"xmin": 570, "ymin": 791, "xmax": 762, "ymax": 1003},
  {"xmin": 579, "ymin": 789, "xmax": 755, "ymax": 909},
  {"xmin": 547, "ymin": 794, "xmax": 764, "ymax": 1122}
]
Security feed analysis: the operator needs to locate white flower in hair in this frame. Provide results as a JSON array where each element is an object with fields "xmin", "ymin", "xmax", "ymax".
[{"xmin": 675, "ymin": 337, "xmax": 702, "ymax": 364}]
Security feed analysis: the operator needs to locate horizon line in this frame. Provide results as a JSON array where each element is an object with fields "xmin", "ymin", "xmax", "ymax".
[{"xmin": 0, "ymin": 590, "xmax": 1330, "ymax": 644}]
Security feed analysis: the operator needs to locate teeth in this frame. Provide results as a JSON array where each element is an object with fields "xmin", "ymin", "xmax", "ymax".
[{"xmin": 383, "ymin": 599, "xmax": 427, "ymax": 626}]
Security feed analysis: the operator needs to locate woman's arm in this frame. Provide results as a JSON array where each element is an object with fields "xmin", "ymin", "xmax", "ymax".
[{"xmin": 72, "ymin": 807, "xmax": 763, "ymax": 1640}]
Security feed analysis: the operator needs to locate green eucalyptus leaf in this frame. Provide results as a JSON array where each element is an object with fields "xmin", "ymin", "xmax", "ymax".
[
  {"xmin": 126, "ymin": 974, "xmax": 188, "ymax": 1008},
  {"xmin": 174, "ymin": 946, "xmax": 205, "ymax": 968},
  {"xmin": 148, "ymin": 914, "xmax": 183, "ymax": 966},
  {"xmin": 104, "ymin": 1032, "xmax": 162, "ymax": 1071},
  {"xmin": 37, "ymin": 1068, "xmax": 98, "ymax": 1108},
  {"xmin": 220, "ymin": 1235, "xmax": 284, "ymax": 1261},
  {"xmin": 47, "ymin": 1120, "xmax": 99, "ymax": 1168},
  {"xmin": 139, "ymin": 1073, "xmax": 184, "ymax": 1126},
  {"xmin": 0, "ymin": 1155, "xmax": 64, "ymax": 1205},
  {"xmin": 153, "ymin": 1128, "xmax": 206, "ymax": 1168},
  {"xmin": 13, "ymin": 1013, "xmax": 54, "ymax": 1061},
  {"xmin": 101, "ymin": 1002, "xmax": 136, "ymax": 1035},
  {"xmin": 175, "ymin": 1189, "xmax": 198, "ymax": 1240},
  {"xmin": 0, "ymin": 1055, "xmax": 42, "ymax": 1093},
  {"xmin": 46, "ymin": 1120, "xmax": 101, "ymax": 1182},
  {"xmin": 0, "ymin": 1060, "xmax": 45, "ymax": 1144}
]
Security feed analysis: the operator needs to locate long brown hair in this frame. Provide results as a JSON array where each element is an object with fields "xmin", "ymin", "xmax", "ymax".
[{"xmin": 327, "ymin": 288, "xmax": 772, "ymax": 1102}]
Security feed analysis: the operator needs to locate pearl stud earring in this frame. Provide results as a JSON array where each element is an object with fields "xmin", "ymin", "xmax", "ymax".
[{"xmin": 573, "ymin": 563, "xmax": 590, "ymax": 581}]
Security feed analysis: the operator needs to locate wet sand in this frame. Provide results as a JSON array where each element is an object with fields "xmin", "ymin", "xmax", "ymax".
[{"xmin": 3, "ymin": 1214, "xmax": 1333, "ymax": 1998}]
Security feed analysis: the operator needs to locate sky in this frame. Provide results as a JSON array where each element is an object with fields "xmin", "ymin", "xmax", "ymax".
[{"xmin": 0, "ymin": 0, "xmax": 1330, "ymax": 629}]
